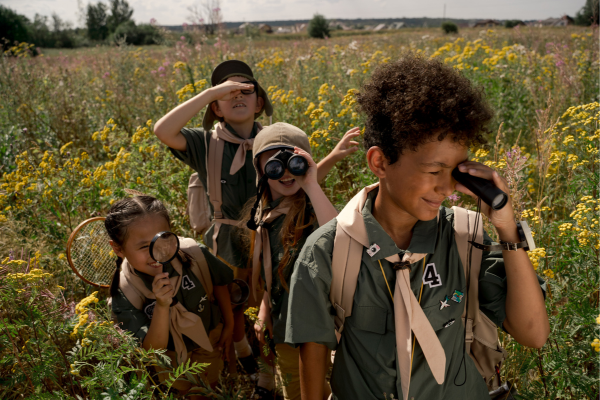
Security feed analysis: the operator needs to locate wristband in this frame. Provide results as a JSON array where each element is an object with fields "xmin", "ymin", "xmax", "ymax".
[{"xmin": 468, "ymin": 221, "xmax": 536, "ymax": 252}]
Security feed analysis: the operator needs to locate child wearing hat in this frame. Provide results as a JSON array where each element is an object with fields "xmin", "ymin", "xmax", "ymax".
[
  {"xmin": 243, "ymin": 122, "xmax": 337, "ymax": 400},
  {"xmin": 154, "ymin": 60, "xmax": 360, "ymax": 376},
  {"xmin": 284, "ymin": 55, "xmax": 549, "ymax": 400}
]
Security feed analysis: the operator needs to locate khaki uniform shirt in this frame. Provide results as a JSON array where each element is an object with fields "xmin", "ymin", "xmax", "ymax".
[
  {"xmin": 169, "ymin": 123, "xmax": 260, "ymax": 269},
  {"xmin": 112, "ymin": 243, "xmax": 233, "ymax": 352},
  {"xmin": 261, "ymin": 197, "xmax": 317, "ymax": 344},
  {"xmin": 285, "ymin": 189, "xmax": 546, "ymax": 400}
]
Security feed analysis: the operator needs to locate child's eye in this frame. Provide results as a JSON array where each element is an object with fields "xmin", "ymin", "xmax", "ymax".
[
  {"xmin": 139, "ymin": 245, "xmax": 149, "ymax": 250},
  {"xmin": 429, "ymin": 171, "xmax": 441, "ymax": 175}
]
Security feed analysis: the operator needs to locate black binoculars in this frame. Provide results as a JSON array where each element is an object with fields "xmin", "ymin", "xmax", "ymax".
[
  {"xmin": 264, "ymin": 149, "xmax": 308, "ymax": 180},
  {"xmin": 451, "ymin": 167, "xmax": 508, "ymax": 210}
]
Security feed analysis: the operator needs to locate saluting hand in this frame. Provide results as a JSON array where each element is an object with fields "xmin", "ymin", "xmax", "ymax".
[
  {"xmin": 152, "ymin": 272, "xmax": 175, "ymax": 308},
  {"xmin": 209, "ymin": 80, "xmax": 255, "ymax": 102}
]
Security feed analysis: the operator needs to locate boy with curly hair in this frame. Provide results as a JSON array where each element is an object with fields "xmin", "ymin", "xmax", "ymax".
[{"xmin": 285, "ymin": 55, "xmax": 549, "ymax": 399}]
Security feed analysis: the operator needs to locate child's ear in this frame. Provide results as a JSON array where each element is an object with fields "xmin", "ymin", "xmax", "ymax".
[
  {"xmin": 367, "ymin": 146, "xmax": 389, "ymax": 180},
  {"xmin": 254, "ymin": 96, "xmax": 265, "ymax": 114},
  {"xmin": 109, "ymin": 240, "xmax": 125, "ymax": 259},
  {"xmin": 211, "ymin": 101, "xmax": 224, "ymax": 118}
]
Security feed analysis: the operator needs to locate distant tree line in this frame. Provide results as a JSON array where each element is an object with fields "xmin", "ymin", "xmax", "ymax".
[{"xmin": 0, "ymin": 0, "xmax": 160, "ymax": 50}]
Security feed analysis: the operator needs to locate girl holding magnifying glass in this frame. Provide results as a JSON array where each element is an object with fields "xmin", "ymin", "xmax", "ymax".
[
  {"xmin": 106, "ymin": 195, "xmax": 234, "ymax": 398},
  {"xmin": 241, "ymin": 123, "xmax": 338, "ymax": 400}
]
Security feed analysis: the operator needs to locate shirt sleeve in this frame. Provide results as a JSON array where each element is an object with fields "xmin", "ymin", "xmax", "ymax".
[
  {"xmin": 168, "ymin": 127, "xmax": 208, "ymax": 183},
  {"xmin": 478, "ymin": 230, "xmax": 547, "ymax": 331},
  {"xmin": 284, "ymin": 219, "xmax": 339, "ymax": 350},
  {"xmin": 111, "ymin": 289, "xmax": 150, "ymax": 343},
  {"xmin": 200, "ymin": 243, "xmax": 234, "ymax": 286}
]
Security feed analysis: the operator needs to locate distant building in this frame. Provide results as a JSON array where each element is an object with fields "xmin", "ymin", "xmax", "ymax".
[
  {"xmin": 473, "ymin": 19, "xmax": 502, "ymax": 27},
  {"xmin": 237, "ymin": 22, "xmax": 254, "ymax": 34},
  {"xmin": 275, "ymin": 26, "xmax": 292, "ymax": 34},
  {"xmin": 390, "ymin": 22, "xmax": 405, "ymax": 29},
  {"xmin": 532, "ymin": 15, "xmax": 574, "ymax": 27},
  {"xmin": 258, "ymin": 23, "xmax": 273, "ymax": 33},
  {"xmin": 373, "ymin": 23, "xmax": 387, "ymax": 31}
]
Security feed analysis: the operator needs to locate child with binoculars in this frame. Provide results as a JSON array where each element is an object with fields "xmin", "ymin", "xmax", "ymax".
[
  {"xmin": 154, "ymin": 60, "xmax": 359, "ymax": 380},
  {"xmin": 284, "ymin": 55, "xmax": 549, "ymax": 400},
  {"xmin": 242, "ymin": 122, "xmax": 337, "ymax": 400}
]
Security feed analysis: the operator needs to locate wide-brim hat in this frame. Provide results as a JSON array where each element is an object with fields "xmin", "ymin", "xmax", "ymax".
[
  {"xmin": 202, "ymin": 60, "xmax": 273, "ymax": 131},
  {"xmin": 252, "ymin": 122, "xmax": 312, "ymax": 184}
]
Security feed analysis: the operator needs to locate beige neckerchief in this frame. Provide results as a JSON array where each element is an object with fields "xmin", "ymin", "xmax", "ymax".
[
  {"xmin": 250, "ymin": 198, "xmax": 291, "ymax": 302},
  {"xmin": 336, "ymin": 183, "xmax": 446, "ymax": 400},
  {"xmin": 214, "ymin": 122, "xmax": 261, "ymax": 175},
  {"xmin": 208, "ymin": 122, "xmax": 263, "ymax": 256},
  {"xmin": 120, "ymin": 257, "xmax": 213, "ymax": 364}
]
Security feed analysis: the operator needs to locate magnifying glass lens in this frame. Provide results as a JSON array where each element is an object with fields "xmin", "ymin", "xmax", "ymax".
[{"xmin": 151, "ymin": 232, "xmax": 179, "ymax": 263}]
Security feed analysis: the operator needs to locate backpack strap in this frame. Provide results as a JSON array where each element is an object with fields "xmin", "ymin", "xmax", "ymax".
[
  {"xmin": 330, "ymin": 224, "xmax": 363, "ymax": 336},
  {"xmin": 179, "ymin": 237, "xmax": 214, "ymax": 301},
  {"xmin": 452, "ymin": 206, "xmax": 484, "ymax": 353}
]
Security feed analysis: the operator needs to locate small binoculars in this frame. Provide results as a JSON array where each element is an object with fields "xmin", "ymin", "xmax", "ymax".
[
  {"xmin": 451, "ymin": 167, "xmax": 508, "ymax": 210},
  {"xmin": 264, "ymin": 149, "xmax": 308, "ymax": 180}
]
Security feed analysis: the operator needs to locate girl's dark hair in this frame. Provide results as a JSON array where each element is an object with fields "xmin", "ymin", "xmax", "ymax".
[
  {"xmin": 105, "ymin": 196, "xmax": 171, "ymax": 297},
  {"xmin": 356, "ymin": 54, "xmax": 493, "ymax": 164}
]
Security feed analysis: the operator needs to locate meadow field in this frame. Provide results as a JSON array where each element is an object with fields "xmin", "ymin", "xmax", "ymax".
[{"xmin": 0, "ymin": 26, "xmax": 598, "ymax": 399}]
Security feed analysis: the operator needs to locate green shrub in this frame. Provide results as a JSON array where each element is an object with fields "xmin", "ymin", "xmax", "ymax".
[
  {"xmin": 504, "ymin": 20, "xmax": 524, "ymax": 28},
  {"xmin": 111, "ymin": 21, "xmax": 160, "ymax": 45},
  {"xmin": 308, "ymin": 14, "xmax": 330, "ymax": 39},
  {"xmin": 441, "ymin": 21, "xmax": 458, "ymax": 34}
]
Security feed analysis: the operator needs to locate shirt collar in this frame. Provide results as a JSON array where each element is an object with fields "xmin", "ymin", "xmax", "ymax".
[
  {"xmin": 361, "ymin": 189, "xmax": 439, "ymax": 261},
  {"xmin": 225, "ymin": 122, "xmax": 259, "ymax": 140}
]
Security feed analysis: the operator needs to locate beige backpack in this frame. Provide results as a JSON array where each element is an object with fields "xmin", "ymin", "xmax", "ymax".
[{"xmin": 330, "ymin": 206, "xmax": 507, "ymax": 391}]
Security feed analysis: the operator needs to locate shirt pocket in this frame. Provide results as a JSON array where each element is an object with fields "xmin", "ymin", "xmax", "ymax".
[{"xmin": 421, "ymin": 286, "xmax": 466, "ymax": 332}]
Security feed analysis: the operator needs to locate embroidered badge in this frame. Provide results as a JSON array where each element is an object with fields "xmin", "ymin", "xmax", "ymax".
[
  {"xmin": 443, "ymin": 318, "xmax": 456, "ymax": 328},
  {"xmin": 439, "ymin": 296, "xmax": 451, "ymax": 310},
  {"xmin": 144, "ymin": 301, "xmax": 156, "ymax": 319},
  {"xmin": 422, "ymin": 263, "xmax": 442, "ymax": 288},
  {"xmin": 366, "ymin": 243, "xmax": 381, "ymax": 257},
  {"xmin": 451, "ymin": 290, "xmax": 464, "ymax": 303},
  {"xmin": 182, "ymin": 275, "xmax": 196, "ymax": 290},
  {"xmin": 197, "ymin": 295, "xmax": 208, "ymax": 313}
]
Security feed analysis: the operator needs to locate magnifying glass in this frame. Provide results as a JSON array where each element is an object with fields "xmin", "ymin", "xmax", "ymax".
[
  {"xmin": 149, "ymin": 231, "xmax": 180, "ymax": 264},
  {"xmin": 229, "ymin": 279, "xmax": 250, "ymax": 306}
]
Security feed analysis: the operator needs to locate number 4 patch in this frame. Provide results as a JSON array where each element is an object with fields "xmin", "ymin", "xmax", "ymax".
[
  {"xmin": 422, "ymin": 263, "xmax": 442, "ymax": 288},
  {"xmin": 182, "ymin": 275, "xmax": 196, "ymax": 290}
]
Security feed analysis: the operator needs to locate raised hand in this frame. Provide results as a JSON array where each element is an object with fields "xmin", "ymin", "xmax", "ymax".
[
  {"xmin": 152, "ymin": 272, "xmax": 174, "ymax": 308},
  {"xmin": 209, "ymin": 80, "xmax": 255, "ymax": 102}
]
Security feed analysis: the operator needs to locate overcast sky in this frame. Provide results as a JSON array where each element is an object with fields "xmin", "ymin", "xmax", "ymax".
[{"xmin": 1, "ymin": 0, "xmax": 586, "ymax": 27}]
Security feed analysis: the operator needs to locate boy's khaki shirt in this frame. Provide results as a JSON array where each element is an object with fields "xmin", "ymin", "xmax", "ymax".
[
  {"xmin": 169, "ymin": 123, "xmax": 260, "ymax": 269},
  {"xmin": 285, "ymin": 189, "xmax": 546, "ymax": 400},
  {"xmin": 112, "ymin": 243, "xmax": 233, "ymax": 352}
]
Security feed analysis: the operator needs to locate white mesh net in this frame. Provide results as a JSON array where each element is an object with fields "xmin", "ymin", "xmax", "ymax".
[{"xmin": 69, "ymin": 219, "xmax": 115, "ymax": 287}]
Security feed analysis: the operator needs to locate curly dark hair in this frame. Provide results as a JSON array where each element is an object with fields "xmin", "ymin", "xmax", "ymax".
[{"xmin": 356, "ymin": 54, "xmax": 493, "ymax": 164}]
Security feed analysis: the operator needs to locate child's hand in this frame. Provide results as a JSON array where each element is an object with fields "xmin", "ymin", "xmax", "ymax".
[
  {"xmin": 215, "ymin": 321, "xmax": 234, "ymax": 360},
  {"xmin": 152, "ymin": 272, "xmax": 174, "ymax": 308},
  {"xmin": 254, "ymin": 317, "xmax": 273, "ymax": 345},
  {"xmin": 455, "ymin": 161, "xmax": 516, "ymax": 232},
  {"xmin": 294, "ymin": 147, "xmax": 319, "ymax": 191},
  {"xmin": 328, "ymin": 127, "xmax": 360, "ymax": 162},
  {"xmin": 209, "ymin": 80, "xmax": 255, "ymax": 102}
]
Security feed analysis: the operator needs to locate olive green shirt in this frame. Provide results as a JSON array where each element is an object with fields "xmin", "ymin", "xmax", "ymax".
[
  {"xmin": 285, "ymin": 189, "xmax": 546, "ymax": 400},
  {"xmin": 169, "ymin": 123, "xmax": 260, "ymax": 269},
  {"xmin": 112, "ymin": 242, "xmax": 233, "ymax": 352},
  {"xmin": 261, "ymin": 197, "xmax": 317, "ymax": 344}
]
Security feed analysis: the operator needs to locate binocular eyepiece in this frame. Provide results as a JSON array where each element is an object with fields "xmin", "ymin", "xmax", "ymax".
[
  {"xmin": 451, "ymin": 167, "xmax": 508, "ymax": 210},
  {"xmin": 264, "ymin": 149, "xmax": 308, "ymax": 180}
]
